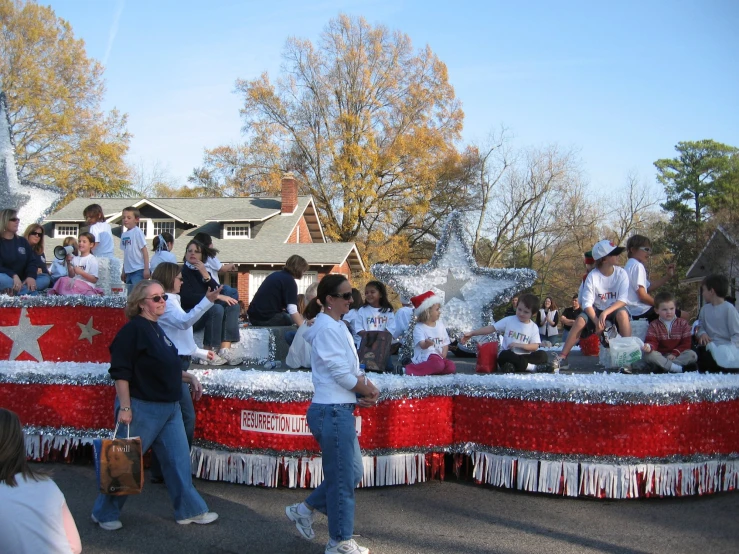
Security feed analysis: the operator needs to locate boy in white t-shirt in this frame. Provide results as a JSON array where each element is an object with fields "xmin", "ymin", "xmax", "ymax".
[
  {"xmin": 119, "ymin": 206, "xmax": 149, "ymax": 292},
  {"xmin": 553, "ymin": 239, "xmax": 632, "ymax": 371},
  {"xmin": 462, "ymin": 293, "xmax": 551, "ymax": 373},
  {"xmin": 624, "ymin": 234, "xmax": 675, "ymax": 321},
  {"xmin": 403, "ymin": 291, "xmax": 456, "ymax": 376}
]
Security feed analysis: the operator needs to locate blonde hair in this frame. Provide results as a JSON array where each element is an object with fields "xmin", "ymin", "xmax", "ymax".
[
  {"xmin": 417, "ymin": 303, "xmax": 441, "ymax": 323},
  {"xmin": 62, "ymin": 236, "xmax": 79, "ymax": 256},
  {"xmin": 125, "ymin": 280, "xmax": 161, "ymax": 319},
  {"xmin": 0, "ymin": 208, "xmax": 19, "ymax": 234}
]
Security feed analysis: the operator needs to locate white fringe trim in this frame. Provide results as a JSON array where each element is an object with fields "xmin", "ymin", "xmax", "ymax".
[
  {"xmin": 190, "ymin": 447, "xmax": 429, "ymax": 488},
  {"xmin": 25, "ymin": 434, "xmax": 94, "ymax": 460},
  {"xmin": 472, "ymin": 451, "xmax": 739, "ymax": 498}
]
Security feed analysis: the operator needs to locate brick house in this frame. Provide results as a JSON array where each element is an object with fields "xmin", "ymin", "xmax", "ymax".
[{"xmin": 42, "ymin": 175, "xmax": 365, "ymax": 303}]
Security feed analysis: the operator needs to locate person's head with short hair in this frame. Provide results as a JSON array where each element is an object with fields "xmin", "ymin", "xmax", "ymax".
[
  {"xmin": 511, "ymin": 296, "xmax": 519, "ymax": 308},
  {"xmin": 0, "ymin": 208, "xmax": 20, "ymax": 235},
  {"xmin": 121, "ymin": 207, "xmax": 141, "ymax": 230},
  {"xmin": 153, "ymin": 231, "xmax": 175, "ymax": 252},
  {"xmin": 305, "ymin": 282, "xmax": 319, "ymax": 304},
  {"xmin": 0, "ymin": 408, "xmax": 47, "ymax": 487},
  {"xmin": 23, "ymin": 223, "xmax": 45, "ymax": 254},
  {"xmin": 626, "ymin": 234, "xmax": 653, "ymax": 263},
  {"xmin": 151, "ymin": 262, "xmax": 180, "ymax": 293},
  {"xmin": 516, "ymin": 293, "xmax": 539, "ymax": 323},
  {"xmin": 78, "ymin": 232, "xmax": 96, "ymax": 256},
  {"xmin": 83, "ymin": 203, "xmax": 105, "ymax": 224},
  {"xmin": 701, "ymin": 274, "xmax": 729, "ymax": 303},
  {"xmin": 125, "ymin": 280, "xmax": 163, "ymax": 319},
  {"xmin": 284, "ymin": 255, "xmax": 309, "ymax": 279},
  {"xmin": 654, "ymin": 291, "xmax": 677, "ymax": 321}
]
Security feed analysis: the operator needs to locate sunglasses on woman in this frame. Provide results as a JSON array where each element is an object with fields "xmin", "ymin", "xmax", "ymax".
[
  {"xmin": 29, "ymin": 231, "xmax": 43, "ymax": 237},
  {"xmin": 147, "ymin": 294, "xmax": 169, "ymax": 303},
  {"xmin": 9, "ymin": 217, "xmax": 20, "ymax": 222},
  {"xmin": 329, "ymin": 292, "xmax": 353, "ymax": 300}
]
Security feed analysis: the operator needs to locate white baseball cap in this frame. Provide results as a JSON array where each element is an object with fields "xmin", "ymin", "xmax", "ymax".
[{"xmin": 592, "ymin": 239, "xmax": 625, "ymax": 261}]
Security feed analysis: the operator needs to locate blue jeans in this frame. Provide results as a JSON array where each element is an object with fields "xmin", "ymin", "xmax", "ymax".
[
  {"xmin": 0, "ymin": 273, "xmax": 39, "ymax": 295},
  {"xmin": 125, "ymin": 269, "xmax": 145, "ymax": 294},
  {"xmin": 151, "ymin": 360, "xmax": 195, "ymax": 480},
  {"xmin": 220, "ymin": 284, "xmax": 239, "ymax": 300},
  {"xmin": 193, "ymin": 301, "xmax": 240, "ymax": 348},
  {"xmin": 92, "ymin": 397, "xmax": 208, "ymax": 523},
  {"xmin": 305, "ymin": 403, "xmax": 363, "ymax": 542}
]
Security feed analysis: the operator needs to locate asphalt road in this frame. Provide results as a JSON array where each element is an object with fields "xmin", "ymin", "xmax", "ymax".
[{"xmin": 50, "ymin": 463, "xmax": 738, "ymax": 554}]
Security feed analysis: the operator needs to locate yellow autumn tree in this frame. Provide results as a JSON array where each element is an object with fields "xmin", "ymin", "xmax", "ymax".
[
  {"xmin": 0, "ymin": 0, "xmax": 130, "ymax": 197},
  {"xmin": 194, "ymin": 14, "xmax": 465, "ymax": 244}
]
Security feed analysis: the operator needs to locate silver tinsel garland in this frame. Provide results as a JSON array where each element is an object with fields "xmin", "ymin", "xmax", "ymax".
[{"xmin": 0, "ymin": 294, "xmax": 126, "ymax": 308}]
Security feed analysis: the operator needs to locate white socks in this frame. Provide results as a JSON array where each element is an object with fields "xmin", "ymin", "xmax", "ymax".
[
  {"xmin": 526, "ymin": 363, "xmax": 536, "ymax": 371},
  {"xmin": 297, "ymin": 502, "xmax": 312, "ymax": 516},
  {"xmin": 669, "ymin": 363, "xmax": 683, "ymax": 373}
]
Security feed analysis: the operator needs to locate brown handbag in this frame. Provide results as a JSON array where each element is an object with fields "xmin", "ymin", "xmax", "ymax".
[{"xmin": 358, "ymin": 330, "xmax": 393, "ymax": 372}]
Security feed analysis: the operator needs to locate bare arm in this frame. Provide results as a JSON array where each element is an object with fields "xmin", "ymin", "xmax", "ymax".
[
  {"xmin": 62, "ymin": 501, "xmax": 82, "ymax": 554},
  {"xmin": 115, "ymin": 380, "xmax": 132, "ymax": 425},
  {"xmin": 461, "ymin": 325, "xmax": 497, "ymax": 343}
]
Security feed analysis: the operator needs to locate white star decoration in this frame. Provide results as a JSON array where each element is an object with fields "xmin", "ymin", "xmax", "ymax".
[
  {"xmin": 0, "ymin": 307, "xmax": 53, "ymax": 361},
  {"xmin": 77, "ymin": 317, "xmax": 102, "ymax": 344},
  {"xmin": 372, "ymin": 211, "xmax": 536, "ymax": 334}
]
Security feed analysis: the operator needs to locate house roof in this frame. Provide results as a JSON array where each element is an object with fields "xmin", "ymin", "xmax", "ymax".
[
  {"xmin": 42, "ymin": 195, "xmax": 362, "ymax": 271},
  {"xmin": 685, "ymin": 225, "xmax": 739, "ymax": 281}
]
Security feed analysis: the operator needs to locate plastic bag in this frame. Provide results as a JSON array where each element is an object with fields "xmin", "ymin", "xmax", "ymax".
[
  {"xmin": 707, "ymin": 342, "xmax": 739, "ymax": 368},
  {"xmin": 608, "ymin": 336, "xmax": 644, "ymax": 368},
  {"xmin": 475, "ymin": 340, "xmax": 498, "ymax": 373}
]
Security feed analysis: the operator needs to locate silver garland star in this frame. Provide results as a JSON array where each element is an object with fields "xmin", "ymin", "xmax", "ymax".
[
  {"xmin": 77, "ymin": 316, "xmax": 102, "ymax": 344},
  {"xmin": 372, "ymin": 211, "xmax": 536, "ymax": 336},
  {"xmin": 0, "ymin": 307, "xmax": 53, "ymax": 361}
]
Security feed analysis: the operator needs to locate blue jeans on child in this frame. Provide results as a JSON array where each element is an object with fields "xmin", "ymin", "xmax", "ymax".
[
  {"xmin": 125, "ymin": 269, "xmax": 145, "ymax": 294},
  {"xmin": 91, "ymin": 397, "xmax": 209, "ymax": 523},
  {"xmin": 305, "ymin": 403, "xmax": 363, "ymax": 542},
  {"xmin": 35, "ymin": 273, "xmax": 51, "ymax": 292},
  {"xmin": 0, "ymin": 273, "xmax": 39, "ymax": 295}
]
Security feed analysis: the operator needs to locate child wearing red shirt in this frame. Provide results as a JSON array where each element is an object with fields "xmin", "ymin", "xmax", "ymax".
[{"xmin": 639, "ymin": 291, "xmax": 697, "ymax": 373}]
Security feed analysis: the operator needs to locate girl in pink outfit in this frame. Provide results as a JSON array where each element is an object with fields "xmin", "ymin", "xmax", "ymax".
[{"xmin": 404, "ymin": 291, "xmax": 456, "ymax": 376}]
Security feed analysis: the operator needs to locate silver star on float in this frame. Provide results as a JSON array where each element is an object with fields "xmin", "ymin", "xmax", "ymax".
[
  {"xmin": 436, "ymin": 268, "xmax": 468, "ymax": 302},
  {"xmin": 77, "ymin": 316, "xmax": 102, "ymax": 344},
  {"xmin": 0, "ymin": 307, "xmax": 53, "ymax": 361},
  {"xmin": 371, "ymin": 211, "xmax": 536, "ymax": 335}
]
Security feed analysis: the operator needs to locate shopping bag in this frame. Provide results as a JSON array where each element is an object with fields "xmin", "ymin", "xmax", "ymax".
[
  {"xmin": 358, "ymin": 330, "xmax": 393, "ymax": 372},
  {"xmin": 93, "ymin": 423, "xmax": 144, "ymax": 496},
  {"xmin": 475, "ymin": 340, "xmax": 498, "ymax": 373},
  {"xmin": 609, "ymin": 336, "xmax": 644, "ymax": 368}
]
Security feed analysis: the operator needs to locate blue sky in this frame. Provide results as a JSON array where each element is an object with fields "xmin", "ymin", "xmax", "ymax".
[{"xmin": 46, "ymin": 0, "xmax": 739, "ymax": 196}]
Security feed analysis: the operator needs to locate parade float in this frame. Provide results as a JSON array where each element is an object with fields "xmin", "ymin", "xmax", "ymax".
[{"xmin": 1, "ymin": 93, "xmax": 737, "ymax": 500}]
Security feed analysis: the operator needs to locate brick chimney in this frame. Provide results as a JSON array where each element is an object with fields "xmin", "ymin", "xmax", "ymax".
[{"xmin": 281, "ymin": 172, "xmax": 298, "ymax": 215}]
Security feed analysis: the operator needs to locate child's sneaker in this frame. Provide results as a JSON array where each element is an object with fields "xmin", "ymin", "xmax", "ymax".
[
  {"xmin": 325, "ymin": 539, "xmax": 369, "ymax": 554},
  {"xmin": 218, "ymin": 348, "xmax": 243, "ymax": 366},
  {"xmin": 499, "ymin": 362, "xmax": 516, "ymax": 373},
  {"xmin": 551, "ymin": 355, "xmax": 568, "ymax": 372},
  {"xmin": 285, "ymin": 503, "xmax": 314, "ymax": 540}
]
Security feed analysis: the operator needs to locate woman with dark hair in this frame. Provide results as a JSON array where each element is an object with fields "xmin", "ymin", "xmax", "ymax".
[
  {"xmin": 0, "ymin": 208, "xmax": 39, "ymax": 295},
  {"xmin": 285, "ymin": 275, "xmax": 379, "ymax": 554},
  {"xmin": 247, "ymin": 254, "xmax": 309, "ymax": 327},
  {"xmin": 179, "ymin": 240, "xmax": 242, "ymax": 365},
  {"xmin": 624, "ymin": 234, "xmax": 676, "ymax": 321},
  {"xmin": 23, "ymin": 223, "xmax": 51, "ymax": 292},
  {"xmin": 536, "ymin": 297, "xmax": 560, "ymax": 344},
  {"xmin": 91, "ymin": 280, "xmax": 217, "ymax": 530},
  {"xmin": 0, "ymin": 408, "xmax": 82, "ymax": 553}
]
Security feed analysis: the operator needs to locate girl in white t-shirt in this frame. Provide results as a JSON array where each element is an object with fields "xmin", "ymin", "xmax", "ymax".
[
  {"xmin": 149, "ymin": 232, "xmax": 177, "ymax": 272},
  {"xmin": 463, "ymin": 293, "xmax": 549, "ymax": 373},
  {"xmin": 624, "ymin": 234, "xmax": 676, "ymax": 321},
  {"xmin": 554, "ymin": 239, "xmax": 632, "ymax": 370},
  {"xmin": 404, "ymin": 291, "xmax": 456, "ymax": 376},
  {"xmin": 84, "ymin": 203, "xmax": 114, "ymax": 258},
  {"xmin": 50, "ymin": 232, "xmax": 102, "ymax": 295},
  {"xmin": 0, "ymin": 408, "xmax": 82, "ymax": 554}
]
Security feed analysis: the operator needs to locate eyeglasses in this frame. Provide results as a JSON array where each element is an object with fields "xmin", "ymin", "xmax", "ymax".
[
  {"xmin": 329, "ymin": 292, "xmax": 353, "ymax": 300},
  {"xmin": 639, "ymin": 247, "xmax": 652, "ymax": 253},
  {"xmin": 9, "ymin": 217, "xmax": 20, "ymax": 222},
  {"xmin": 147, "ymin": 294, "xmax": 169, "ymax": 303},
  {"xmin": 29, "ymin": 231, "xmax": 43, "ymax": 237}
]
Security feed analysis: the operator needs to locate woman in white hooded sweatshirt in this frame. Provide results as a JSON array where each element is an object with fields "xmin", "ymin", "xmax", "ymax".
[{"xmin": 285, "ymin": 274, "xmax": 380, "ymax": 554}]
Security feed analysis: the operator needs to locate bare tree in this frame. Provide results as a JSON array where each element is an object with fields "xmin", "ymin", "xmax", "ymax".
[
  {"xmin": 127, "ymin": 159, "xmax": 181, "ymax": 197},
  {"xmin": 609, "ymin": 171, "xmax": 660, "ymax": 244}
]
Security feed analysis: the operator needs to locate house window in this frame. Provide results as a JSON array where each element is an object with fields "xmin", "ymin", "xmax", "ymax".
[
  {"xmin": 54, "ymin": 224, "xmax": 79, "ymax": 238},
  {"xmin": 152, "ymin": 219, "xmax": 175, "ymax": 237},
  {"xmin": 224, "ymin": 224, "xmax": 250, "ymax": 239},
  {"xmin": 137, "ymin": 221, "xmax": 148, "ymax": 236}
]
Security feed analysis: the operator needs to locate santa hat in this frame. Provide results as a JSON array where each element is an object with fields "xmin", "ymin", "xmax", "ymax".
[{"xmin": 411, "ymin": 291, "xmax": 442, "ymax": 316}]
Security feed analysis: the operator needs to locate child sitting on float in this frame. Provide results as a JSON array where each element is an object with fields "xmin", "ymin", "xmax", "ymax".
[
  {"xmin": 403, "ymin": 291, "xmax": 456, "ymax": 376},
  {"xmin": 462, "ymin": 293, "xmax": 550, "ymax": 373},
  {"xmin": 50, "ymin": 236, "xmax": 77, "ymax": 284},
  {"xmin": 49, "ymin": 233, "xmax": 103, "ymax": 296}
]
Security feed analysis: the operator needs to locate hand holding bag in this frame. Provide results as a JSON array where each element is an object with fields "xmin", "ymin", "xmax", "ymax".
[
  {"xmin": 358, "ymin": 330, "xmax": 393, "ymax": 372},
  {"xmin": 93, "ymin": 422, "xmax": 144, "ymax": 496}
]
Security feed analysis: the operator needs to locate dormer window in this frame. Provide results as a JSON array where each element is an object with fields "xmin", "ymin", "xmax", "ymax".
[
  {"xmin": 54, "ymin": 224, "xmax": 78, "ymax": 238},
  {"xmin": 224, "ymin": 224, "xmax": 251, "ymax": 239}
]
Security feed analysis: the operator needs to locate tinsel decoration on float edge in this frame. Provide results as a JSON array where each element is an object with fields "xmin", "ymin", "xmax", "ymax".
[{"xmin": 372, "ymin": 210, "xmax": 536, "ymax": 338}]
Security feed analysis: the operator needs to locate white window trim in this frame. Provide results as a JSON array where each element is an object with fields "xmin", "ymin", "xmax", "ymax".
[
  {"xmin": 223, "ymin": 223, "xmax": 251, "ymax": 239},
  {"xmin": 54, "ymin": 223, "xmax": 79, "ymax": 239},
  {"xmin": 248, "ymin": 270, "xmax": 317, "ymax": 303},
  {"xmin": 138, "ymin": 218, "xmax": 175, "ymax": 239}
]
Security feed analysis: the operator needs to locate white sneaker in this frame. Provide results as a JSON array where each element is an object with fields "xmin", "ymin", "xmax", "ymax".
[
  {"xmin": 285, "ymin": 503, "xmax": 315, "ymax": 540},
  {"xmin": 325, "ymin": 539, "xmax": 369, "ymax": 554},
  {"xmin": 91, "ymin": 514, "xmax": 122, "ymax": 531},
  {"xmin": 219, "ymin": 348, "xmax": 243, "ymax": 366},
  {"xmin": 176, "ymin": 511, "xmax": 219, "ymax": 525}
]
